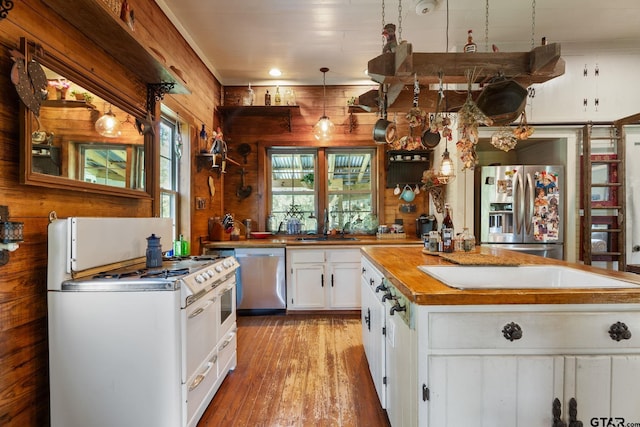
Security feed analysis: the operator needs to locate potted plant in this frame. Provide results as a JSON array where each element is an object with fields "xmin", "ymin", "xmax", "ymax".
[
  {"xmin": 301, "ymin": 173, "xmax": 314, "ymax": 189},
  {"xmin": 71, "ymin": 91, "xmax": 93, "ymax": 103}
]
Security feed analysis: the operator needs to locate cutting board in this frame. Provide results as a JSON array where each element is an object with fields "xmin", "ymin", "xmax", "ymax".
[{"xmin": 437, "ymin": 252, "xmax": 520, "ymax": 266}]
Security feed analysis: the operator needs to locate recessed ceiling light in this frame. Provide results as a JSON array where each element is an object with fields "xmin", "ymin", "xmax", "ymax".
[{"xmin": 269, "ymin": 68, "xmax": 282, "ymax": 77}]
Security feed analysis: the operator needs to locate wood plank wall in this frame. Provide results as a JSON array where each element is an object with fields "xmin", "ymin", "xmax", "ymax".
[
  {"xmin": 196, "ymin": 86, "xmax": 434, "ymax": 248},
  {"xmin": 0, "ymin": 1, "xmax": 219, "ymax": 425}
]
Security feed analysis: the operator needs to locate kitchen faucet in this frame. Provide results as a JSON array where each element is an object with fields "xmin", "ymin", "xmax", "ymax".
[{"xmin": 322, "ymin": 208, "xmax": 329, "ymax": 235}]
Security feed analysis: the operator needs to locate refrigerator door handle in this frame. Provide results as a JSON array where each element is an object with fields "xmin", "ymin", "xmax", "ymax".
[
  {"xmin": 514, "ymin": 172, "xmax": 523, "ymax": 234},
  {"xmin": 525, "ymin": 172, "xmax": 534, "ymax": 234}
]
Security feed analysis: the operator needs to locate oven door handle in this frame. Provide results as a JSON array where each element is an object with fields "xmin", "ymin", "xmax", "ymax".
[
  {"xmin": 188, "ymin": 355, "xmax": 217, "ymax": 392},
  {"xmin": 188, "ymin": 298, "xmax": 216, "ymax": 319},
  {"xmin": 219, "ymin": 332, "xmax": 236, "ymax": 351}
]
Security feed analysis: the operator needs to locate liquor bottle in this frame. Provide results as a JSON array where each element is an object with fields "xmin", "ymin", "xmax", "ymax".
[
  {"xmin": 441, "ymin": 203, "xmax": 454, "ymax": 253},
  {"xmin": 464, "ymin": 29, "xmax": 477, "ymax": 53},
  {"xmin": 274, "ymin": 86, "xmax": 281, "ymax": 105},
  {"xmin": 442, "ymin": 203, "xmax": 454, "ymax": 231},
  {"xmin": 199, "ymin": 124, "xmax": 207, "ymax": 153},
  {"xmin": 265, "ymin": 90, "xmax": 271, "ymax": 106}
]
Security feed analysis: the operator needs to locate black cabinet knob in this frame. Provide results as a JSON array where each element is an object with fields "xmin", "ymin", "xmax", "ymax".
[
  {"xmin": 502, "ymin": 322, "xmax": 523, "ymax": 341},
  {"xmin": 609, "ymin": 321, "xmax": 632, "ymax": 341}
]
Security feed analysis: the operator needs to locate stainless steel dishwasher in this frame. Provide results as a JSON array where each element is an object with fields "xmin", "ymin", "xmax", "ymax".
[{"xmin": 234, "ymin": 247, "xmax": 286, "ymax": 315}]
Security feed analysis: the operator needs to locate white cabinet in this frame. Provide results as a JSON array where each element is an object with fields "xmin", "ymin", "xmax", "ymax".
[
  {"xmin": 361, "ymin": 257, "xmax": 387, "ymax": 407},
  {"xmin": 287, "ymin": 248, "xmax": 361, "ymax": 310},
  {"xmin": 418, "ymin": 306, "xmax": 640, "ymax": 427},
  {"xmin": 361, "ymin": 257, "xmax": 417, "ymax": 425},
  {"xmin": 527, "ymin": 53, "xmax": 640, "ymax": 123}
]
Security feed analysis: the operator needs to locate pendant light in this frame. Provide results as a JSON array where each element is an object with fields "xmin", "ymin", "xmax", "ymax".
[
  {"xmin": 95, "ymin": 104, "xmax": 121, "ymax": 138},
  {"xmin": 438, "ymin": 139, "xmax": 455, "ymax": 184},
  {"xmin": 312, "ymin": 67, "xmax": 335, "ymax": 141}
]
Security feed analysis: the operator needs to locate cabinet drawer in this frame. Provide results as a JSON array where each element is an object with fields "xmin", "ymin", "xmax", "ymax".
[
  {"xmin": 428, "ymin": 311, "xmax": 640, "ymax": 352},
  {"xmin": 327, "ymin": 249, "xmax": 360, "ymax": 263},
  {"xmin": 361, "ymin": 257, "xmax": 384, "ymax": 288},
  {"xmin": 289, "ymin": 249, "xmax": 325, "ymax": 263}
]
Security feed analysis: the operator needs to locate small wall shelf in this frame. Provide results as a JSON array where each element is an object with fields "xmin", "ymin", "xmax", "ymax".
[
  {"xmin": 386, "ymin": 149, "xmax": 431, "ymax": 188},
  {"xmin": 217, "ymin": 106, "xmax": 300, "ymax": 133}
]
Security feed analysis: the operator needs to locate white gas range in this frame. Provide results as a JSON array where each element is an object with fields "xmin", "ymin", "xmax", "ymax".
[{"xmin": 47, "ymin": 217, "xmax": 239, "ymax": 427}]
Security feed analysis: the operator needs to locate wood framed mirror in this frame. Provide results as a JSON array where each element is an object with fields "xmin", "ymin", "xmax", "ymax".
[{"xmin": 17, "ymin": 38, "xmax": 152, "ymax": 198}]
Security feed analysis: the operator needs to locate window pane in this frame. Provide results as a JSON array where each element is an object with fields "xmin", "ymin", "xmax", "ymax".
[
  {"xmin": 327, "ymin": 149, "xmax": 375, "ymax": 233},
  {"xmin": 81, "ymin": 146, "xmax": 127, "ymax": 187},
  {"xmin": 269, "ymin": 150, "xmax": 317, "ymax": 233}
]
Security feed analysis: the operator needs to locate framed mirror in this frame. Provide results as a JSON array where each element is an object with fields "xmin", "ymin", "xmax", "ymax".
[{"xmin": 18, "ymin": 38, "xmax": 151, "ymax": 198}]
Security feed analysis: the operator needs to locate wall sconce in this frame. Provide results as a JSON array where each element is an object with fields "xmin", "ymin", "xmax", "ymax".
[
  {"xmin": 312, "ymin": 67, "xmax": 335, "ymax": 141},
  {"xmin": 95, "ymin": 104, "xmax": 121, "ymax": 137},
  {"xmin": 0, "ymin": 206, "xmax": 24, "ymax": 266}
]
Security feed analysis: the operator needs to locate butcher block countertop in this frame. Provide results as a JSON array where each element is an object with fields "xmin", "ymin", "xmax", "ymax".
[
  {"xmin": 360, "ymin": 245, "xmax": 640, "ymax": 306},
  {"xmin": 202, "ymin": 235, "xmax": 423, "ymax": 248}
]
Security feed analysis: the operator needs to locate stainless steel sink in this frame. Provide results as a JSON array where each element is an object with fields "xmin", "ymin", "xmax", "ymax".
[
  {"xmin": 295, "ymin": 236, "xmax": 359, "ymax": 241},
  {"xmin": 417, "ymin": 265, "xmax": 639, "ymax": 290}
]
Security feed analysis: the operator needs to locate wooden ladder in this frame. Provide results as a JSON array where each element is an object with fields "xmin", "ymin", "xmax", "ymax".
[{"xmin": 581, "ymin": 123, "xmax": 626, "ymax": 270}]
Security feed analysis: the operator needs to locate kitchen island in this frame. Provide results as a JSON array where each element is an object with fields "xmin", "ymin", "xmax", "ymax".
[{"xmin": 360, "ymin": 245, "xmax": 640, "ymax": 427}]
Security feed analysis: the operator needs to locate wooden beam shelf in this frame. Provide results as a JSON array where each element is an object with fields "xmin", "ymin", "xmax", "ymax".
[
  {"xmin": 367, "ymin": 42, "xmax": 565, "ymax": 87},
  {"xmin": 41, "ymin": 0, "xmax": 190, "ymax": 95}
]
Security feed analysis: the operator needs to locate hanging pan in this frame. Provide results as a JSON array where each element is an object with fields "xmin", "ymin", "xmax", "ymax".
[
  {"xmin": 476, "ymin": 78, "xmax": 528, "ymax": 126},
  {"xmin": 372, "ymin": 86, "xmax": 397, "ymax": 144},
  {"xmin": 422, "ymin": 73, "xmax": 444, "ymax": 149}
]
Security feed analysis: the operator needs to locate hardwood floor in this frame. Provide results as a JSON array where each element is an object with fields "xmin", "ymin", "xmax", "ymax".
[{"xmin": 198, "ymin": 313, "xmax": 390, "ymax": 427}]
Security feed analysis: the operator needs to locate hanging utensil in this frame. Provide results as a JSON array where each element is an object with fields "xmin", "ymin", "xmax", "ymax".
[
  {"xmin": 372, "ymin": 85, "xmax": 396, "ymax": 144},
  {"xmin": 208, "ymin": 175, "xmax": 215, "ymax": 204},
  {"xmin": 422, "ymin": 72, "xmax": 443, "ymax": 149},
  {"xmin": 236, "ymin": 168, "xmax": 252, "ymax": 199}
]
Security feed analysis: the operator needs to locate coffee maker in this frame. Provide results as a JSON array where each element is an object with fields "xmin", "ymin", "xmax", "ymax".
[{"xmin": 415, "ymin": 214, "xmax": 437, "ymax": 238}]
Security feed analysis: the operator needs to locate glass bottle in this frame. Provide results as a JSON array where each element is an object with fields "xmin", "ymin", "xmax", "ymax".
[
  {"xmin": 199, "ymin": 124, "xmax": 207, "ymax": 153},
  {"xmin": 274, "ymin": 86, "xmax": 281, "ymax": 105},
  {"xmin": 265, "ymin": 90, "xmax": 271, "ymax": 106},
  {"xmin": 442, "ymin": 203, "xmax": 454, "ymax": 231},
  {"xmin": 463, "ymin": 228, "xmax": 476, "ymax": 252},
  {"xmin": 242, "ymin": 83, "xmax": 255, "ymax": 106},
  {"xmin": 464, "ymin": 29, "xmax": 477, "ymax": 53}
]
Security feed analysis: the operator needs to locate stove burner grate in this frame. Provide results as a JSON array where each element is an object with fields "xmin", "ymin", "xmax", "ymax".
[
  {"xmin": 142, "ymin": 268, "xmax": 190, "ymax": 279},
  {"xmin": 93, "ymin": 270, "xmax": 146, "ymax": 280}
]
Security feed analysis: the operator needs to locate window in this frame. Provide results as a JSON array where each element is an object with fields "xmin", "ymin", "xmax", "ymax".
[
  {"xmin": 326, "ymin": 149, "xmax": 375, "ymax": 233},
  {"xmin": 79, "ymin": 143, "xmax": 144, "ymax": 189},
  {"xmin": 269, "ymin": 149, "xmax": 317, "ymax": 233},
  {"xmin": 159, "ymin": 117, "xmax": 180, "ymax": 235},
  {"xmin": 267, "ymin": 147, "xmax": 376, "ymax": 234}
]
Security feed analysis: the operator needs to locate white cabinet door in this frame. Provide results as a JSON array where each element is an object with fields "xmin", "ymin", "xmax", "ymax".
[
  {"xmin": 289, "ymin": 263, "xmax": 325, "ymax": 309},
  {"xmin": 328, "ymin": 261, "xmax": 361, "ymax": 309},
  {"xmin": 385, "ymin": 306, "xmax": 417, "ymax": 427},
  {"xmin": 566, "ymin": 355, "xmax": 640, "ymax": 424},
  {"xmin": 427, "ymin": 355, "xmax": 562, "ymax": 427},
  {"xmin": 361, "ymin": 276, "xmax": 386, "ymax": 408}
]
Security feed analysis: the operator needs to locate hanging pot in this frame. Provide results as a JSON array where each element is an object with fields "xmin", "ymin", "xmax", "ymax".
[
  {"xmin": 422, "ymin": 74, "xmax": 444, "ymax": 149},
  {"xmin": 476, "ymin": 79, "xmax": 528, "ymax": 126},
  {"xmin": 373, "ymin": 89, "xmax": 396, "ymax": 144}
]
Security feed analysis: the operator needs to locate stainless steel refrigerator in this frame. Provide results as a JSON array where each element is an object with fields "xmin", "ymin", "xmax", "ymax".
[{"xmin": 479, "ymin": 165, "xmax": 564, "ymax": 259}]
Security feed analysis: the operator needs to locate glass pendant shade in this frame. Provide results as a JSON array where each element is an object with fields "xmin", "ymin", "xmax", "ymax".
[
  {"xmin": 95, "ymin": 108, "xmax": 121, "ymax": 138},
  {"xmin": 313, "ymin": 67, "xmax": 334, "ymax": 141},
  {"xmin": 313, "ymin": 116, "xmax": 335, "ymax": 141},
  {"xmin": 438, "ymin": 148, "xmax": 455, "ymax": 184}
]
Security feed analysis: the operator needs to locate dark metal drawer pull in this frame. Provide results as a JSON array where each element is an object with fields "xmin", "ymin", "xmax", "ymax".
[
  {"xmin": 609, "ymin": 321, "xmax": 632, "ymax": 341},
  {"xmin": 502, "ymin": 322, "xmax": 523, "ymax": 341}
]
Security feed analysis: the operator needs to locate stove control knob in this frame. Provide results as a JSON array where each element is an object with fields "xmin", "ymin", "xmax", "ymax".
[
  {"xmin": 195, "ymin": 274, "xmax": 206, "ymax": 284},
  {"xmin": 223, "ymin": 259, "xmax": 232, "ymax": 268},
  {"xmin": 201, "ymin": 271, "xmax": 210, "ymax": 280},
  {"xmin": 215, "ymin": 264, "xmax": 223, "ymax": 273},
  {"xmin": 206, "ymin": 269, "xmax": 215, "ymax": 277}
]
